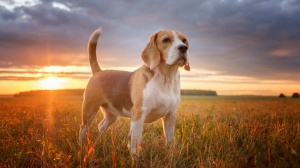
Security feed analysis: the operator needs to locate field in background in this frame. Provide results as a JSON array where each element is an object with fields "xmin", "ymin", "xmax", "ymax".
[{"xmin": 0, "ymin": 95, "xmax": 299, "ymax": 167}]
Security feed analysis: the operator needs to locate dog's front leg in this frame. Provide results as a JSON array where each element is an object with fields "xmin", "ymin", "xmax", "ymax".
[
  {"xmin": 129, "ymin": 115, "xmax": 145, "ymax": 155},
  {"xmin": 162, "ymin": 113, "xmax": 176, "ymax": 144}
]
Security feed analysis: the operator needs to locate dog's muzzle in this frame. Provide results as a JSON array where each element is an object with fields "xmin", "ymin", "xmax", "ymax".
[
  {"xmin": 176, "ymin": 45, "xmax": 190, "ymax": 70},
  {"xmin": 176, "ymin": 45, "xmax": 188, "ymax": 66}
]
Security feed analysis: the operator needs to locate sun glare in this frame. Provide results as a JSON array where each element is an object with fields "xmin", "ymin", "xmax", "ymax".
[
  {"xmin": 43, "ymin": 66, "xmax": 64, "ymax": 73},
  {"xmin": 39, "ymin": 77, "xmax": 65, "ymax": 90}
]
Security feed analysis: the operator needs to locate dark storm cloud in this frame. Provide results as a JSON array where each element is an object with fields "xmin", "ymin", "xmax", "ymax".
[
  {"xmin": 0, "ymin": 0, "xmax": 300, "ymax": 81},
  {"xmin": 184, "ymin": 0, "xmax": 300, "ymax": 81}
]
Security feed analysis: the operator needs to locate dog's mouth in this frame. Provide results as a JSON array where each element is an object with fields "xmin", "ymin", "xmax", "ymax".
[
  {"xmin": 176, "ymin": 57, "xmax": 187, "ymax": 67},
  {"xmin": 174, "ymin": 56, "xmax": 190, "ymax": 71}
]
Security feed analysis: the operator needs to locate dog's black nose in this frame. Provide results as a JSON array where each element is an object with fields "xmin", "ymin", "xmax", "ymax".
[{"xmin": 177, "ymin": 45, "xmax": 188, "ymax": 53}]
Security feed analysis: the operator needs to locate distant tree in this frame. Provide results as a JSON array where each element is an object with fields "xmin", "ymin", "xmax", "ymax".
[
  {"xmin": 279, "ymin": 93, "xmax": 286, "ymax": 98},
  {"xmin": 292, "ymin": 92, "xmax": 299, "ymax": 98}
]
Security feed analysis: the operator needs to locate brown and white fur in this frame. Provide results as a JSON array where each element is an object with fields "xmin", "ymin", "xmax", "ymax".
[{"xmin": 79, "ymin": 27, "xmax": 190, "ymax": 154}]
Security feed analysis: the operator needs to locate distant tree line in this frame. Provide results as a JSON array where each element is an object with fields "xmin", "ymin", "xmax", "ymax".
[
  {"xmin": 181, "ymin": 89, "xmax": 218, "ymax": 96},
  {"xmin": 279, "ymin": 92, "xmax": 299, "ymax": 98},
  {"xmin": 14, "ymin": 89, "xmax": 218, "ymax": 97},
  {"xmin": 14, "ymin": 89, "xmax": 84, "ymax": 97}
]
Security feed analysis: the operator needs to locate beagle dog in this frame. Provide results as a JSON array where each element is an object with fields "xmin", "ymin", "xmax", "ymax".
[{"xmin": 79, "ymin": 27, "xmax": 190, "ymax": 154}]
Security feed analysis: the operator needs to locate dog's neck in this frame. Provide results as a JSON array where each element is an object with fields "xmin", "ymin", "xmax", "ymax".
[
  {"xmin": 155, "ymin": 63, "xmax": 179, "ymax": 77},
  {"xmin": 150, "ymin": 63, "xmax": 180, "ymax": 90},
  {"xmin": 140, "ymin": 63, "xmax": 180, "ymax": 88}
]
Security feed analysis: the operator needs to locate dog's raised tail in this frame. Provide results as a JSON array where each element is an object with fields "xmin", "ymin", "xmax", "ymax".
[{"xmin": 88, "ymin": 27, "xmax": 102, "ymax": 74}]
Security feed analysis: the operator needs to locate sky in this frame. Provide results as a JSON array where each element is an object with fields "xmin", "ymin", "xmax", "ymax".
[{"xmin": 0, "ymin": 0, "xmax": 300, "ymax": 95}]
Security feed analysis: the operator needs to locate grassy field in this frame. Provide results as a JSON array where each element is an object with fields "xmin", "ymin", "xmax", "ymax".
[{"xmin": 0, "ymin": 95, "xmax": 299, "ymax": 167}]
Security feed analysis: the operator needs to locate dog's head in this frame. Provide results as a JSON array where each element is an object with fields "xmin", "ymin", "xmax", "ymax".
[{"xmin": 141, "ymin": 30, "xmax": 190, "ymax": 71}]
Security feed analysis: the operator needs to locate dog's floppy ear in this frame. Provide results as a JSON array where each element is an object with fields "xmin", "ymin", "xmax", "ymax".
[{"xmin": 141, "ymin": 32, "xmax": 160, "ymax": 70}]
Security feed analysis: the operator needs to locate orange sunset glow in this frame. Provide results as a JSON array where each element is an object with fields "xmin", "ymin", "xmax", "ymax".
[{"xmin": 0, "ymin": 0, "xmax": 299, "ymax": 96}]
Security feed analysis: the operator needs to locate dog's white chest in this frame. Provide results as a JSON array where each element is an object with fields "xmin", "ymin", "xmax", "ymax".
[{"xmin": 142, "ymin": 76, "xmax": 180, "ymax": 123}]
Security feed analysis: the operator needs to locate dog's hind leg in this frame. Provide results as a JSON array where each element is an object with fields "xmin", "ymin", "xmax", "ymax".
[
  {"xmin": 98, "ymin": 104, "xmax": 117, "ymax": 136},
  {"xmin": 79, "ymin": 99, "xmax": 101, "ymax": 143}
]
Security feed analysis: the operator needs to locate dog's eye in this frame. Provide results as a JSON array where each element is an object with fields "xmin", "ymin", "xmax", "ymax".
[
  {"xmin": 182, "ymin": 39, "xmax": 187, "ymax": 43},
  {"xmin": 162, "ymin": 38, "xmax": 170, "ymax": 43}
]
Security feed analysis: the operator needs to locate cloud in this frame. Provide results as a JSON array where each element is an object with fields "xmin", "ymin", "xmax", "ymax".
[
  {"xmin": 0, "ymin": 65, "xmax": 92, "ymax": 81},
  {"xmin": 0, "ymin": 0, "xmax": 300, "ymax": 83}
]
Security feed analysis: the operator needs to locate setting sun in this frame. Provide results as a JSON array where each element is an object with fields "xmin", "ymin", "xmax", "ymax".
[{"xmin": 39, "ymin": 77, "xmax": 65, "ymax": 90}]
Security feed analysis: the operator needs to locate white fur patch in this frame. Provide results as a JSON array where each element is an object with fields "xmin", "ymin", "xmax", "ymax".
[
  {"xmin": 141, "ymin": 71, "xmax": 181, "ymax": 123},
  {"xmin": 166, "ymin": 31, "xmax": 186, "ymax": 65},
  {"xmin": 89, "ymin": 27, "xmax": 102, "ymax": 43},
  {"xmin": 129, "ymin": 119, "xmax": 144, "ymax": 154},
  {"xmin": 122, "ymin": 108, "xmax": 132, "ymax": 118}
]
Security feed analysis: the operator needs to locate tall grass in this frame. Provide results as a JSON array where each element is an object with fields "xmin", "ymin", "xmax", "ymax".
[{"xmin": 0, "ymin": 96, "xmax": 299, "ymax": 167}]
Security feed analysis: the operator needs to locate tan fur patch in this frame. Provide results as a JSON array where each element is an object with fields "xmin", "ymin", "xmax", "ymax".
[
  {"xmin": 141, "ymin": 33, "xmax": 160, "ymax": 70},
  {"xmin": 82, "ymin": 70, "xmax": 133, "ymax": 124}
]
